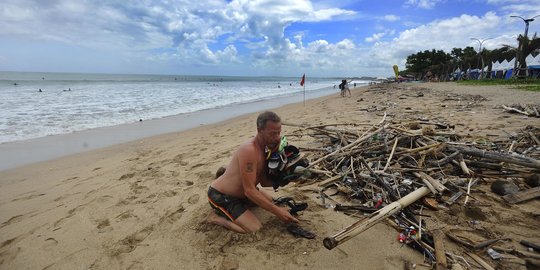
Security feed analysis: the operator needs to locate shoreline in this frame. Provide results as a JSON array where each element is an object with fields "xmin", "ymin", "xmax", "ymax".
[{"xmin": 0, "ymin": 85, "xmax": 341, "ymax": 171}]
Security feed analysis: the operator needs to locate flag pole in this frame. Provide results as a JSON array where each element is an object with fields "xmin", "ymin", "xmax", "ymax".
[{"xmin": 300, "ymin": 73, "xmax": 306, "ymax": 107}]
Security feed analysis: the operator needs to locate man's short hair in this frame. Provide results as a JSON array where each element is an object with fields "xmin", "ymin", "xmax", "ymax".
[{"xmin": 257, "ymin": 111, "xmax": 281, "ymax": 129}]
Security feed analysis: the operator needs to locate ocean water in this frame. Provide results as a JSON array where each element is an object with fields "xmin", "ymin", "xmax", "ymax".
[{"xmin": 0, "ymin": 72, "xmax": 368, "ymax": 144}]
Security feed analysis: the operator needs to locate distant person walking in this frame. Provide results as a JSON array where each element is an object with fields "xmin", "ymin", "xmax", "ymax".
[
  {"xmin": 339, "ymin": 80, "xmax": 346, "ymax": 97},
  {"xmin": 344, "ymin": 81, "xmax": 351, "ymax": 97}
]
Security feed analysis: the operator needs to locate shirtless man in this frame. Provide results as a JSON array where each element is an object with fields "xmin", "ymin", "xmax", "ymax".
[{"xmin": 207, "ymin": 111, "xmax": 299, "ymax": 233}]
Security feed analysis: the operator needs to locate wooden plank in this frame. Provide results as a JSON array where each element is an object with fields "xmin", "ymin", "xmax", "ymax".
[
  {"xmin": 466, "ymin": 252, "xmax": 495, "ymax": 270},
  {"xmin": 503, "ymin": 187, "xmax": 540, "ymax": 204},
  {"xmin": 433, "ymin": 230, "xmax": 447, "ymax": 270}
]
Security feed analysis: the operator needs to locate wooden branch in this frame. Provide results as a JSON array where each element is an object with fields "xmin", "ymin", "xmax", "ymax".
[
  {"xmin": 413, "ymin": 172, "xmax": 446, "ymax": 194},
  {"xmin": 307, "ymin": 124, "xmax": 388, "ymax": 168},
  {"xmin": 395, "ymin": 142, "xmax": 443, "ymax": 155},
  {"xmin": 529, "ymin": 132, "xmax": 540, "ymax": 146},
  {"xmin": 448, "ymin": 145, "xmax": 540, "ymax": 170},
  {"xmin": 382, "ymin": 137, "xmax": 399, "ymax": 172},
  {"xmin": 318, "ymin": 174, "xmax": 345, "ymax": 188},
  {"xmin": 521, "ymin": 240, "xmax": 540, "ymax": 252},
  {"xmin": 464, "ymin": 178, "xmax": 473, "ymax": 205},
  {"xmin": 492, "ymin": 246, "xmax": 540, "ymax": 260},
  {"xmin": 433, "ymin": 151, "xmax": 460, "ymax": 166},
  {"xmin": 323, "ymin": 187, "xmax": 431, "ymax": 250},
  {"xmin": 502, "ymin": 104, "xmax": 530, "ymax": 116},
  {"xmin": 458, "ymin": 154, "xmax": 472, "ymax": 175}
]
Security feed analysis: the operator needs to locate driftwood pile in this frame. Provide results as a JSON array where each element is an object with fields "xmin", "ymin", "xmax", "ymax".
[
  {"xmin": 285, "ymin": 116, "xmax": 540, "ymax": 269},
  {"xmin": 502, "ymin": 104, "xmax": 540, "ymax": 118}
]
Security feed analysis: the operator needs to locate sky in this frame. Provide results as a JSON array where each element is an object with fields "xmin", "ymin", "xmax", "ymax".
[{"xmin": 1, "ymin": 0, "xmax": 539, "ymax": 77}]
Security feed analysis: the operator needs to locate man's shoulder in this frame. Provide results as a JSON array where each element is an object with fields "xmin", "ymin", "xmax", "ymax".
[{"xmin": 238, "ymin": 140, "xmax": 259, "ymax": 155}]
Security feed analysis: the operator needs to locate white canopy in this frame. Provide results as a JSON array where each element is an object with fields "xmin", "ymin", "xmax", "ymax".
[
  {"xmin": 526, "ymin": 54, "xmax": 540, "ymax": 66},
  {"xmin": 500, "ymin": 59, "xmax": 510, "ymax": 70},
  {"xmin": 491, "ymin": 60, "xmax": 501, "ymax": 71}
]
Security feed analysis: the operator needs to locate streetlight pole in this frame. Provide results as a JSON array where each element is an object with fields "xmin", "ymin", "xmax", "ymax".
[
  {"xmin": 510, "ymin": 15, "xmax": 540, "ymax": 77},
  {"xmin": 470, "ymin": 37, "xmax": 493, "ymax": 79}
]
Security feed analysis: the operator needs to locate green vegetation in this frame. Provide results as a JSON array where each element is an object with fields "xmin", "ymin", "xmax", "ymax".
[
  {"xmin": 456, "ymin": 78, "xmax": 540, "ymax": 91},
  {"xmin": 402, "ymin": 33, "xmax": 539, "ymax": 81}
]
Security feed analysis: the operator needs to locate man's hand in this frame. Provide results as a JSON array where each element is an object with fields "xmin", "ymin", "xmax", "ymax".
[{"xmin": 276, "ymin": 207, "xmax": 300, "ymax": 223}]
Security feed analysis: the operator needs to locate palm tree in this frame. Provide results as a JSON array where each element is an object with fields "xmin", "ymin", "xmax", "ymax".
[{"xmin": 505, "ymin": 33, "xmax": 540, "ymax": 77}]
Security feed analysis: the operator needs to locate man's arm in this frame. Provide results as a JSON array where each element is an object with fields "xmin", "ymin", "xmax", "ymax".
[{"xmin": 238, "ymin": 145, "xmax": 298, "ymax": 223}]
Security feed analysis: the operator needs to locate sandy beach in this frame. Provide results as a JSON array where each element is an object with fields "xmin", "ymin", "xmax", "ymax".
[{"xmin": 1, "ymin": 82, "xmax": 539, "ymax": 270}]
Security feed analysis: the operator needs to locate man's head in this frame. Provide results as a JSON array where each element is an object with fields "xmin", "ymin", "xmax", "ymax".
[{"xmin": 256, "ymin": 111, "xmax": 282, "ymax": 151}]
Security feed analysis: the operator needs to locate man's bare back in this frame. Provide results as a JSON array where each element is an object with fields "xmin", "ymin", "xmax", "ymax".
[{"xmin": 210, "ymin": 139, "xmax": 267, "ymax": 198}]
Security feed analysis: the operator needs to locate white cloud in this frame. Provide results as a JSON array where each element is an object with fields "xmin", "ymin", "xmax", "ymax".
[
  {"xmin": 362, "ymin": 11, "xmax": 527, "ymax": 74},
  {"xmin": 383, "ymin": 15, "xmax": 400, "ymax": 22},
  {"xmin": 405, "ymin": 0, "xmax": 444, "ymax": 9},
  {"xmin": 365, "ymin": 30, "xmax": 395, "ymax": 43},
  {"xmin": 1, "ymin": 1, "xmax": 537, "ymax": 77}
]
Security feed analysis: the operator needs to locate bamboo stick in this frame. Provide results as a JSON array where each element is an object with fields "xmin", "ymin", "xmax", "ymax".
[{"xmin": 323, "ymin": 186, "xmax": 431, "ymax": 250}]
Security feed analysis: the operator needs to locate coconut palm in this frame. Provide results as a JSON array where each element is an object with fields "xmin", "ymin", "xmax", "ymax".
[{"xmin": 504, "ymin": 33, "xmax": 540, "ymax": 77}]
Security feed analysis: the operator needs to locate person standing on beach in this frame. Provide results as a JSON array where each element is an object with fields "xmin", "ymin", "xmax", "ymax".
[
  {"xmin": 206, "ymin": 111, "xmax": 299, "ymax": 233},
  {"xmin": 344, "ymin": 81, "xmax": 351, "ymax": 97}
]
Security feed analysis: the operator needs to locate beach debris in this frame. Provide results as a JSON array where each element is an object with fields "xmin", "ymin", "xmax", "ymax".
[
  {"xmin": 490, "ymin": 180, "xmax": 519, "ymax": 196},
  {"xmin": 286, "ymin": 224, "xmax": 316, "ymax": 239},
  {"xmin": 283, "ymin": 108, "xmax": 540, "ymax": 268},
  {"xmin": 502, "ymin": 104, "xmax": 540, "ymax": 117},
  {"xmin": 502, "ymin": 186, "xmax": 540, "ymax": 204},
  {"xmin": 520, "ymin": 240, "xmax": 540, "ymax": 253},
  {"xmin": 525, "ymin": 174, "xmax": 540, "ymax": 187},
  {"xmin": 433, "ymin": 229, "xmax": 448, "ymax": 270}
]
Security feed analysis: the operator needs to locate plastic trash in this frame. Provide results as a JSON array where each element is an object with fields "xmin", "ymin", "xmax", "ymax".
[{"xmin": 487, "ymin": 248, "xmax": 502, "ymax": 260}]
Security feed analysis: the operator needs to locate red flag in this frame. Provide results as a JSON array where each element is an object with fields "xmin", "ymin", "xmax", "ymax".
[{"xmin": 300, "ymin": 74, "xmax": 305, "ymax": 86}]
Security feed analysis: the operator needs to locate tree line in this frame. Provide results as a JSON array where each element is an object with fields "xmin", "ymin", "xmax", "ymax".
[{"xmin": 403, "ymin": 33, "xmax": 540, "ymax": 81}]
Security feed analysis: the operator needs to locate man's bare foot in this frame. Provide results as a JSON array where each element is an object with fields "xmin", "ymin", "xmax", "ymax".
[
  {"xmin": 205, "ymin": 211, "xmax": 249, "ymax": 233},
  {"xmin": 206, "ymin": 212, "xmax": 223, "ymax": 225}
]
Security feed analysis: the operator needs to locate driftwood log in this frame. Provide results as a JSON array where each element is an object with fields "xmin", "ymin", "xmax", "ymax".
[
  {"xmin": 448, "ymin": 145, "xmax": 540, "ymax": 170},
  {"xmin": 323, "ymin": 186, "xmax": 431, "ymax": 250}
]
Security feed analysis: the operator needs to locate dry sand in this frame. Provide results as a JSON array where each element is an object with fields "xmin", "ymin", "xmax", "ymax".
[{"xmin": 1, "ymin": 82, "xmax": 539, "ymax": 270}]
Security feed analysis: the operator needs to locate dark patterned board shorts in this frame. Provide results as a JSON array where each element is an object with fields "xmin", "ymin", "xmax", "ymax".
[{"xmin": 207, "ymin": 186, "xmax": 248, "ymax": 221}]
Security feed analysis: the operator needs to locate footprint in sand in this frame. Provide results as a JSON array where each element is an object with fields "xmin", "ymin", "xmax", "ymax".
[
  {"xmin": 113, "ymin": 226, "xmax": 154, "ymax": 255},
  {"xmin": 161, "ymin": 190, "xmax": 177, "ymax": 197},
  {"xmin": 162, "ymin": 206, "xmax": 185, "ymax": 223},
  {"xmin": 1, "ymin": 237, "xmax": 18, "ymax": 249},
  {"xmin": 116, "ymin": 210, "xmax": 137, "ymax": 221},
  {"xmin": 187, "ymin": 194, "xmax": 200, "ymax": 204},
  {"xmin": 11, "ymin": 193, "xmax": 46, "ymax": 202},
  {"xmin": 126, "ymin": 261, "xmax": 144, "ymax": 270},
  {"xmin": 191, "ymin": 163, "xmax": 205, "ymax": 169},
  {"xmin": 0, "ymin": 215, "xmax": 24, "ymax": 229},
  {"xmin": 195, "ymin": 171, "xmax": 213, "ymax": 179},
  {"xmin": 119, "ymin": 173, "xmax": 136, "ymax": 181},
  {"xmin": 42, "ymin": 237, "xmax": 58, "ymax": 251},
  {"xmin": 96, "ymin": 219, "xmax": 112, "ymax": 233},
  {"xmin": 221, "ymin": 255, "xmax": 240, "ymax": 270}
]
